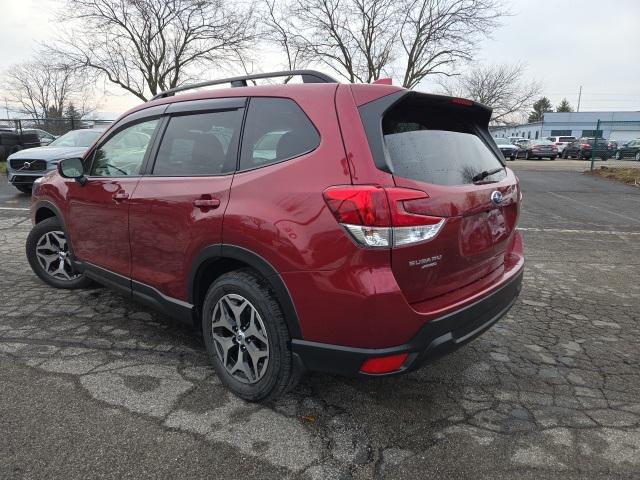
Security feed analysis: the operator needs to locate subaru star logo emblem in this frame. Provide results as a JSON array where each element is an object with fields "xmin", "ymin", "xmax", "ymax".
[{"xmin": 490, "ymin": 191, "xmax": 503, "ymax": 205}]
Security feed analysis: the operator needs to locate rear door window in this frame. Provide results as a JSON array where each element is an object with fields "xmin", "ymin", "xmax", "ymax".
[
  {"xmin": 239, "ymin": 98, "xmax": 320, "ymax": 171},
  {"xmin": 152, "ymin": 110, "xmax": 242, "ymax": 176},
  {"xmin": 381, "ymin": 98, "xmax": 505, "ymax": 186}
]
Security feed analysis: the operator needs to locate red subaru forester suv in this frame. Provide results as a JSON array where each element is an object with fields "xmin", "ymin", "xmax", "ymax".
[{"xmin": 26, "ymin": 71, "xmax": 524, "ymax": 401}]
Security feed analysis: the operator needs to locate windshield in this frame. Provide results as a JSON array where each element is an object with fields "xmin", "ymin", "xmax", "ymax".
[
  {"xmin": 50, "ymin": 130, "xmax": 102, "ymax": 148},
  {"xmin": 494, "ymin": 138, "xmax": 512, "ymax": 145}
]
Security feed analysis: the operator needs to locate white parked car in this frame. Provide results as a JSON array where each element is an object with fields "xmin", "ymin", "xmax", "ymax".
[
  {"xmin": 508, "ymin": 136, "xmax": 527, "ymax": 145},
  {"xmin": 547, "ymin": 136, "xmax": 576, "ymax": 155}
]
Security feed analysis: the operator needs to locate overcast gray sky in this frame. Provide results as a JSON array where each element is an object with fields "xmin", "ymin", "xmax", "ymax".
[{"xmin": 1, "ymin": 0, "xmax": 639, "ymax": 116}]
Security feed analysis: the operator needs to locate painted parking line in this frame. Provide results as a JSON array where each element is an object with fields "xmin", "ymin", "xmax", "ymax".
[
  {"xmin": 0, "ymin": 207, "xmax": 29, "ymax": 211},
  {"xmin": 518, "ymin": 227, "xmax": 640, "ymax": 236}
]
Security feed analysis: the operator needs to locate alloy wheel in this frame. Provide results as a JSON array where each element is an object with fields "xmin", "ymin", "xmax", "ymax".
[
  {"xmin": 211, "ymin": 293, "xmax": 270, "ymax": 384},
  {"xmin": 35, "ymin": 231, "xmax": 80, "ymax": 281}
]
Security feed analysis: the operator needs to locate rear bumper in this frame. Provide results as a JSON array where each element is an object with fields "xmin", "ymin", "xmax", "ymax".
[{"xmin": 292, "ymin": 265, "xmax": 523, "ymax": 377}]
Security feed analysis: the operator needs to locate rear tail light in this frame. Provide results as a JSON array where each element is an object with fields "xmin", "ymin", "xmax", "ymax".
[
  {"xmin": 581, "ymin": 143, "xmax": 591, "ymax": 149},
  {"xmin": 323, "ymin": 186, "xmax": 446, "ymax": 248}
]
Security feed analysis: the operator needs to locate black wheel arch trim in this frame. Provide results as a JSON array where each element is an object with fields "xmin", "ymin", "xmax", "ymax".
[
  {"xmin": 32, "ymin": 200, "xmax": 78, "ymax": 256},
  {"xmin": 189, "ymin": 244, "xmax": 303, "ymax": 339}
]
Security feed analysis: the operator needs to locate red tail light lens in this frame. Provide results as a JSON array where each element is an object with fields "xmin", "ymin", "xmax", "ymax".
[
  {"xmin": 323, "ymin": 186, "xmax": 446, "ymax": 248},
  {"xmin": 581, "ymin": 143, "xmax": 591, "ymax": 149},
  {"xmin": 360, "ymin": 353, "xmax": 409, "ymax": 374},
  {"xmin": 323, "ymin": 186, "xmax": 390, "ymax": 226}
]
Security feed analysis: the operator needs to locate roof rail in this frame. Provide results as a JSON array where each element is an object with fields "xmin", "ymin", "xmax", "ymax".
[{"xmin": 151, "ymin": 70, "xmax": 339, "ymax": 100}]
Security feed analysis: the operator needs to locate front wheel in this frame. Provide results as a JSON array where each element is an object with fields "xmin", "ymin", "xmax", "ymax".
[
  {"xmin": 25, "ymin": 217, "xmax": 92, "ymax": 289},
  {"xmin": 635, "ymin": 152, "xmax": 640, "ymax": 162},
  {"xmin": 525, "ymin": 151, "xmax": 530, "ymax": 160},
  {"xmin": 201, "ymin": 269, "xmax": 298, "ymax": 401},
  {"xmin": 578, "ymin": 151, "xmax": 584, "ymax": 160},
  {"xmin": 550, "ymin": 156, "xmax": 557, "ymax": 160},
  {"xmin": 615, "ymin": 151, "xmax": 623, "ymax": 160}
]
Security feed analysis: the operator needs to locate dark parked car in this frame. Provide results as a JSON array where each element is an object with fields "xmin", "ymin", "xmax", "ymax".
[
  {"xmin": 23, "ymin": 128, "xmax": 57, "ymax": 147},
  {"xmin": 6, "ymin": 128, "xmax": 104, "ymax": 193},
  {"xmin": 26, "ymin": 70, "xmax": 524, "ymax": 401},
  {"xmin": 515, "ymin": 139, "xmax": 558, "ymax": 160},
  {"xmin": 614, "ymin": 139, "xmax": 640, "ymax": 161},
  {"xmin": 494, "ymin": 137, "xmax": 518, "ymax": 160},
  {"xmin": 562, "ymin": 137, "xmax": 612, "ymax": 160}
]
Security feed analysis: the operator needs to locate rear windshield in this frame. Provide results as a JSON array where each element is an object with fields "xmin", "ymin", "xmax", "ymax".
[
  {"xmin": 532, "ymin": 139, "xmax": 553, "ymax": 145},
  {"xmin": 381, "ymin": 98, "xmax": 504, "ymax": 186},
  {"xmin": 559, "ymin": 136, "xmax": 575, "ymax": 142}
]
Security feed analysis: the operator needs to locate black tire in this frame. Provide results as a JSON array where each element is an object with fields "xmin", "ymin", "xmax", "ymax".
[
  {"xmin": 25, "ymin": 217, "xmax": 92, "ymax": 289},
  {"xmin": 562, "ymin": 150, "xmax": 568, "ymax": 159},
  {"xmin": 578, "ymin": 150, "xmax": 584, "ymax": 160},
  {"xmin": 525, "ymin": 150, "xmax": 530, "ymax": 160},
  {"xmin": 201, "ymin": 269, "xmax": 298, "ymax": 402},
  {"xmin": 510, "ymin": 155, "xmax": 515, "ymax": 161},
  {"xmin": 550, "ymin": 156, "xmax": 557, "ymax": 160},
  {"xmin": 635, "ymin": 152, "xmax": 640, "ymax": 162},
  {"xmin": 15, "ymin": 184, "xmax": 32, "ymax": 194},
  {"xmin": 615, "ymin": 151, "xmax": 623, "ymax": 160}
]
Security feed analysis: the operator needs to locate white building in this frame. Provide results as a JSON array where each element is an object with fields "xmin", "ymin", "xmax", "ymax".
[{"xmin": 490, "ymin": 111, "xmax": 640, "ymax": 142}]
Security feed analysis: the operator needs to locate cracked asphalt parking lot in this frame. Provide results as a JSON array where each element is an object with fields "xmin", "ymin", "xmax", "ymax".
[{"xmin": 1, "ymin": 162, "xmax": 640, "ymax": 479}]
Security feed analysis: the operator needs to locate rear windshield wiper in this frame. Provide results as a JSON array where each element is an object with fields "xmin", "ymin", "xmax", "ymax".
[{"xmin": 472, "ymin": 167, "xmax": 504, "ymax": 183}]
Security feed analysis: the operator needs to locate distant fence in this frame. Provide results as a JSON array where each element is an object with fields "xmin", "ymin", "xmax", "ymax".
[{"xmin": 0, "ymin": 117, "xmax": 115, "ymax": 137}]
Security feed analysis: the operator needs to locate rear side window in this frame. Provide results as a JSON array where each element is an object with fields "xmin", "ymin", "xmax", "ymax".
[
  {"xmin": 153, "ymin": 110, "xmax": 242, "ymax": 176},
  {"xmin": 380, "ymin": 96, "xmax": 505, "ymax": 186},
  {"xmin": 240, "ymin": 98, "xmax": 319, "ymax": 171}
]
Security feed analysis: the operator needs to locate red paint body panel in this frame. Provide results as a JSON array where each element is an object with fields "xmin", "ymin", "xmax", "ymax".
[
  {"xmin": 389, "ymin": 170, "xmax": 520, "ymax": 303},
  {"xmin": 65, "ymin": 178, "xmax": 140, "ymax": 277},
  {"xmin": 282, "ymin": 231, "xmax": 523, "ymax": 348},
  {"xmin": 128, "ymin": 176, "xmax": 232, "ymax": 300}
]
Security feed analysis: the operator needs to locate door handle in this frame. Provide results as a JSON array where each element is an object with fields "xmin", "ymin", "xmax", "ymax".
[
  {"xmin": 193, "ymin": 197, "xmax": 221, "ymax": 209},
  {"xmin": 113, "ymin": 191, "xmax": 129, "ymax": 201}
]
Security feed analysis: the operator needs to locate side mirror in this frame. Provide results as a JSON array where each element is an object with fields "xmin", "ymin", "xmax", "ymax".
[{"xmin": 58, "ymin": 157, "xmax": 87, "ymax": 186}]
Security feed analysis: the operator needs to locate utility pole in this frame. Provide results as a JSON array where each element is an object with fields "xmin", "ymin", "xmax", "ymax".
[
  {"xmin": 577, "ymin": 86, "xmax": 582, "ymax": 112},
  {"xmin": 4, "ymin": 99, "xmax": 9, "ymax": 121}
]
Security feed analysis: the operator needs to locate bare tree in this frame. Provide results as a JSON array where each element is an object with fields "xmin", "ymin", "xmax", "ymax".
[
  {"xmin": 399, "ymin": 0, "xmax": 504, "ymax": 89},
  {"xmin": 440, "ymin": 63, "xmax": 541, "ymax": 125},
  {"xmin": 262, "ymin": 0, "xmax": 307, "ymax": 72},
  {"xmin": 4, "ymin": 55, "xmax": 94, "ymax": 118},
  {"xmin": 262, "ymin": 0, "xmax": 504, "ymax": 88},
  {"xmin": 273, "ymin": 0, "xmax": 397, "ymax": 83},
  {"xmin": 50, "ymin": 0, "xmax": 257, "ymax": 101}
]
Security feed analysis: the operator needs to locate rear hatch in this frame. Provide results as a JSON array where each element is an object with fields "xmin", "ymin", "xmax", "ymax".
[{"xmin": 360, "ymin": 92, "xmax": 519, "ymax": 304}]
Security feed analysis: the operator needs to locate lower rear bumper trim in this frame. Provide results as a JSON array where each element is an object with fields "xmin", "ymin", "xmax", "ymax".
[{"xmin": 292, "ymin": 267, "xmax": 523, "ymax": 377}]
